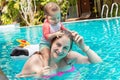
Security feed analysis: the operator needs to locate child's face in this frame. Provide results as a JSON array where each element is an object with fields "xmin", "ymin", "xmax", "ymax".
[{"xmin": 47, "ymin": 12, "xmax": 61, "ymax": 25}]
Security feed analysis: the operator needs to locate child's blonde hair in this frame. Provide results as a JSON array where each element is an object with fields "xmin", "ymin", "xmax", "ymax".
[{"xmin": 44, "ymin": 2, "xmax": 60, "ymax": 16}]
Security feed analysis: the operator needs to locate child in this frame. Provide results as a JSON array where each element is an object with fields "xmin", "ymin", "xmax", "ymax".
[{"xmin": 39, "ymin": 2, "xmax": 67, "ymax": 67}]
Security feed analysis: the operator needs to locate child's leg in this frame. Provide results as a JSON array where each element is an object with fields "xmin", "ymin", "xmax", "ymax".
[{"xmin": 40, "ymin": 47, "xmax": 50, "ymax": 66}]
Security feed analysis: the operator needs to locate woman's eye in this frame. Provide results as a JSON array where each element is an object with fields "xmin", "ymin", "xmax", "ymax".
[
  {"xmin": 63, "ymin": 47, "xmax": 68, "ymax": 50},
  {"xmin": 57, "ymin": 43, "xmax": 61, "ymax": 47}
]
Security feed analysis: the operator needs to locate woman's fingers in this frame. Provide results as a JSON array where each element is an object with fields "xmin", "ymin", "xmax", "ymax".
[
  {"xmin": 43, "ymin": 66, "xmax": 51, "ymax": 70},
  {"xmin": 43, "ymin": 66, "xmax": 50, "ymax": 71},
  {"xmin": 71, "ymin": 31, "xmax": 81, "ymax": 41},
  {"xmin": 74, "ymin": 35, "xmax": 79, "ymax": 41},
  {"xmin": 71, "ymin": 31, "xmax": 78, "ymax": 36},
  {"xmin": 74, "ymin": 34, "xmax": 83, "ymax": 43},
  {"xmin": 42, "ymin": 66, "xmax": 51, "ymax": 75}
]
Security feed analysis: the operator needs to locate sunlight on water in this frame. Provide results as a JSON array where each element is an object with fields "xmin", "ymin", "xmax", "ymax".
[{"xmin": 0, "ymin": 18, "xmax": 120, "ymax": 80}]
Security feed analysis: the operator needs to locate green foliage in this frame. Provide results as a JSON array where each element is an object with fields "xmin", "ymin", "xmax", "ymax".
[
  {"xmin": 59, "ymin": 0, "xmax": 70, "ymax": 21},
  {"xmin": 7, "ymin": 1, "xmax": 19, "ymax": 20},
  {"xmin": 102, "ymin": 0, "xmax": 120, "ymax": 17},
  {"xmin": 1, "ymin": 0, "xmax": 20, "ymax": 25},
  {"xmin": 1, "ymin": 14, "xmax": 12, "ymax": 24},
  {"xmin": 118, "ymin": 4, "xmax": 120, "ymax": 16},
  {"xmin": 112, "ymin": 3, "xmax": 120, "ymax": 17},
  {"xmin": 68, "ymin": 0, "xmax": 77, "ymax": 6},
  {"xmin": 0, "ymin": 0, "xmax": 71, "ymax": 26}
]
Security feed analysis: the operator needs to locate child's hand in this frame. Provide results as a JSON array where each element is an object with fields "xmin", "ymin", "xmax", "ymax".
[
  {"xmin": 54, "ymin": 30, "xmax": 64, "ymax": 38},
  {"xmin": 48, "ymin": 30, "xmax": 64, "ymax": 41}
]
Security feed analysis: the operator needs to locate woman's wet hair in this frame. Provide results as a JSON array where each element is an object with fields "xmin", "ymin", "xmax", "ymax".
[{"xmin": 50, "ymin": 30, "xmax": 73, "ymax": 51}]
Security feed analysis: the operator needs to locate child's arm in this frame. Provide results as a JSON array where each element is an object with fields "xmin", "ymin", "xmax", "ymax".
[
  {"xmin": 60, "ymin": 23, "xmax": 72, "ymax": 33},
  {"xmin": 47, "ymin": 31, "xmax": 63, "ymax": 41},
  {"xmin": 60, "ymin": 22, "xmax": 67, "ymax": 30},
  {"xmin": 43, "ymin": 22, "xmax": 50, "ymax": 41},
  {"xmin": 43, "ymin": 23, "xmax": 63, "ymax": 41}
]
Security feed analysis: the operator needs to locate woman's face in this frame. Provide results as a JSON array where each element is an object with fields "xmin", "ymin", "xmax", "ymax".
[{"xmin": 51, "ymin": 35, "xmax": 71, "ymax": 62}]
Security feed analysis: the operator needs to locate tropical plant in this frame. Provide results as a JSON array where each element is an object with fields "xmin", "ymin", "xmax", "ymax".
[
  {"xmin": 1, "ymin": 0, "xmax": 20, "ymax": 25},
  {"xmin": 0, "ymin": 0, "xmax": 71, "ymax": 26},
  {"xmin": 0, "ymin": 0, "xmax": 8, "ymax": 25}
]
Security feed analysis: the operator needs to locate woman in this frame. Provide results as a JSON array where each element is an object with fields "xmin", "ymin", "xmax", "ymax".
[{"xmin": 16, "ymin": 30, "xmax": 102, "ymax": 79}]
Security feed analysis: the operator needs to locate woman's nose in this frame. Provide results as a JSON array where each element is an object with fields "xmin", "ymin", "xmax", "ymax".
[{"xmin": 58, "ymin": 47, "xmax": 63, "ymax": 53}]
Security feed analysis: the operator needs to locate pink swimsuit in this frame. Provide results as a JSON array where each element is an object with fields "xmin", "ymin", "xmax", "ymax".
[{"xmin": 42, "ymin": 66, "xmax": 75, "ymax": 79}]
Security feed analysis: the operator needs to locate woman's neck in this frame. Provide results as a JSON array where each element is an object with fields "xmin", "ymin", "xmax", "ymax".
[
  {"xmin": 49, "ymin": 55, "xmax": 67, "ymax": 68},
  {"xmin": 49, "ymin": 55, "xmax": 72, "ymax": 73}
]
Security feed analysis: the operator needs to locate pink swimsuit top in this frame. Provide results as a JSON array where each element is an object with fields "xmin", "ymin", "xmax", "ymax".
[{"xmin": 42, "ymin": 66, "xmax": 75, "ymax": 79}]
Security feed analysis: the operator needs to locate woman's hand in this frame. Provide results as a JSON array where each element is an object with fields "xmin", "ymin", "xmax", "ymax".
[
  {"xmin": 41, "ymin": 66, "xmax": 51, "ymax": 76},
  {"xmin": 71, "ymin": 31, "xmax": 86, "ymax": 50}
]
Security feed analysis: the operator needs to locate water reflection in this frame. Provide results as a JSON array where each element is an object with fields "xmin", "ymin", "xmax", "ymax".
[{"xmin": 0, "ymin": 68, "xmax": 8, "ymax": 80}]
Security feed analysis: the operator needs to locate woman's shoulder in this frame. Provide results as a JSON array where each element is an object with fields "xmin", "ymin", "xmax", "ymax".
[
  {"xmin": 28, "ymin": 51, "xmax": 43, "ymax": 62},
  {"xmin": 30, "ymin": 51, "xmax": 39, "ymax": 56}
]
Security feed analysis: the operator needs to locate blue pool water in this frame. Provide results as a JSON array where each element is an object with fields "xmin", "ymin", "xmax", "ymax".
[{"xmin": 0, "ymin": 17, "xmax": 120, "ymax": 80}]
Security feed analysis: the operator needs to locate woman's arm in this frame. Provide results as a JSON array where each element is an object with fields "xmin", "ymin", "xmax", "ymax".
[
  {"xmin": 66, "ymin": 51, "xmax": 90, "ymax": 64},
  {"xmin": 80, "ymin": 45, "xmax": 102, "ymax": 63},
  {"xmin": 16, "ymin": 53, "xmax": 44, "ymax": 78},
  {"xmin": 67, "ymin": 31, "xmax": 102, "ymax": 64}
]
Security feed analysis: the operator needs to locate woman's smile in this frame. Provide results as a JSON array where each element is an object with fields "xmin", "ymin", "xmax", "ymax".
[{"xmin": 51, "ymin": 36, "xmax": 71, "ymax": 61}]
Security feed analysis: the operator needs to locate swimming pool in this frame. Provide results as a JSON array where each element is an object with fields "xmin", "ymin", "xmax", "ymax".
[{"xmin": 0, "ymin": 17, "xmax": 120, "ymax": 80}]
